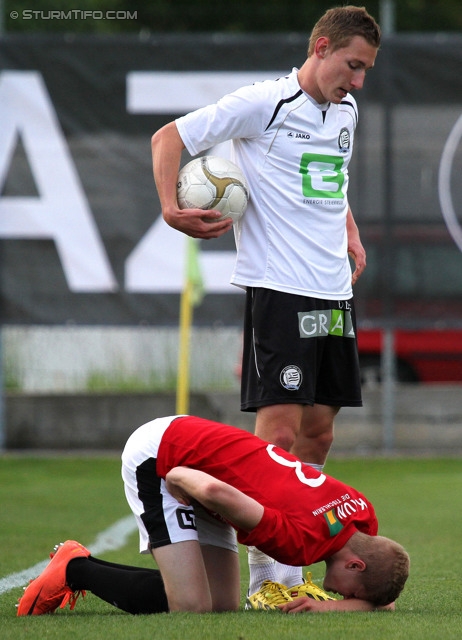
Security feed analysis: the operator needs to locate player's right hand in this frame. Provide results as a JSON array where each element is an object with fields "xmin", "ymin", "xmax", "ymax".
[{"xmin": 163, "ymin": 207, "xmax": 233, "ymax": 239}]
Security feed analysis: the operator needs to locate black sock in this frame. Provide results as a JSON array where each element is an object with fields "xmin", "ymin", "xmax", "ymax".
[{"xmin": 66, "ymin": 556, "xmax": 169, "ymax": 614}]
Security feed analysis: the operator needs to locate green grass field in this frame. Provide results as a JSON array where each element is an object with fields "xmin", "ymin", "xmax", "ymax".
[{"xmin": 1, "ymin": 455, "xmax": 461, "ymax": 639}]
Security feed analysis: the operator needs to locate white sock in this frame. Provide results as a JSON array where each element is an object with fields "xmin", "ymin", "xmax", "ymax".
[
  {"xmin": 247, "ymin": 546, "xmax": 277, "ymax": 594},
  {"xmin": 248, "ymin": 463, "xmax": 324, "ymax": 594},
  {"xmin": 304, "ymin": 462, "xmax": 324, "ymax": 473},
  {"xmin": 275, "ymin": 562, "xmax": 304, "ymax": 588}
]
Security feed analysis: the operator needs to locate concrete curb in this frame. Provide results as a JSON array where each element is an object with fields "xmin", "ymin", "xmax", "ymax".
[{"xmin": 4, "ymin": 385, "xmax": 462, "ymax": 454}]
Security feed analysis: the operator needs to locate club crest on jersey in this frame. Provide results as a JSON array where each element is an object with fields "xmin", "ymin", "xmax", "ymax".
[
  {"xmin": 338, "ymin": 127, "xmax": 350, "ymax": 153},
  {"xmin": 280, "ymin": 365, "xmax": 302, "ymax": 390}
]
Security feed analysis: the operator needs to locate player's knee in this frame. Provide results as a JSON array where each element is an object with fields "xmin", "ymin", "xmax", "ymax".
[
  {"xmin": 318, "ymin": 429, "xmax": 334, "ymax": 449},
  {"xmin": 255, "ymin": 421, "xmax": 297, "ymax": 452},
  {"xmin": 211, "ymin": 596, "xmax": 240, "ymax": 612},
  {"xmin": 270, "ymin": 429, "xmax": 296, "ymax": 452},
  {"xmin": 168, "ymin": 594, "xmax": 212, "ymax": 613}
]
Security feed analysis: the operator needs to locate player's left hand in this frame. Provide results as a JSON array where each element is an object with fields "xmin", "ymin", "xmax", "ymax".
[
  {"xmin": 279, "ymin": 597, "xmax": 329, "ymax": 613},
  {"xmin": 165, "ymin": 470, "xmax": 192, "ymax": 506},
  {"xmin": 279, "ymin": 596, "xmax": 396, "ymax": 613},
  {"xmin": 348, "ymin": 239, "xmax": 366, "ymax": 286}
]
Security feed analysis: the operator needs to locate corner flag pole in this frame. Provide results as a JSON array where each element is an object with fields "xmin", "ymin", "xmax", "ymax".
[{"xmin": 176, "ymin": 237, "xmax": 204, "ymax": 415}]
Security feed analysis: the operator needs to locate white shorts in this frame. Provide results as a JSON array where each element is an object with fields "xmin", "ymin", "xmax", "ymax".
[{"xmin": 121, "ymin": 416, "xmax": 238, "ymax": 554}]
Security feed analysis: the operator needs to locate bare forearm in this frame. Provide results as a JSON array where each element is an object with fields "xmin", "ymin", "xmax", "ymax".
[
  {"xmin": 346, "ymin": 205, "xmax": 358, "ymax": 234},
  {"xmin": 151, "ymin": 123, "xmax": 233, "ymax": 238},
  {"xmin": 346, "ymin": 205, "xmax": 366, "ymax": 284},
  {"xmin": 280, "ymin": 597, "xmax": 395, "ymax": 613},
  {"xmin": 165, "ymin": 467, "xmax": 264, "ymax": 531},
  {"xmin": 151, "ymin": 122, "xmax": 185, "ymax": 220}
]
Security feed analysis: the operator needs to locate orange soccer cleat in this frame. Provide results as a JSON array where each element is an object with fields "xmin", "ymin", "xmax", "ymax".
[{"xmin": 17, "ymin": 540, "xmax": 91, "ymax": 616}]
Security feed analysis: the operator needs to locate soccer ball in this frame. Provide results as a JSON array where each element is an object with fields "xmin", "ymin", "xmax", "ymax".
[{"xmin": 177, "ymin": 156, "xmax": 249, "ymax": 223}]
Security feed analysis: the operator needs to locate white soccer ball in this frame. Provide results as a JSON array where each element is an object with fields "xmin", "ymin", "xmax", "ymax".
[{"xmin": 177, "ymin": 156, "xmax": 249, "ymax": 223}]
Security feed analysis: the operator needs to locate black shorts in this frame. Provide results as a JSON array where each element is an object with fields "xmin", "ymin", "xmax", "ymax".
[{"xmin": 240, "ymin": 288, "xmax": 362, "ymax": 411}]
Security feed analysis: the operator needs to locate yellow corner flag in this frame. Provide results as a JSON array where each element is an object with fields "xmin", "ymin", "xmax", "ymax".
[
  {"xmin": 186, "ymin": 236, "xmax": 205, "ymax": 307},
  {"xmin": 176, "ymin": 237, "xmax": 204, "ymax": 414}
]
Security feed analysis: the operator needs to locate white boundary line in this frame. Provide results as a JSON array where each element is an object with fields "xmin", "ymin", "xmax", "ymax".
[{"xmin": 0, "ymin": 515, "xmax": 137, "ymax": 595}]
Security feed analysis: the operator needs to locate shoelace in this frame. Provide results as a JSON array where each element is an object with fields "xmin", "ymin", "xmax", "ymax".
[
  {"xmin": 293, "ymin": 572, "xmax": 334, "ymax": 600},
  {"xmin": 48, "ymin": 544, "xmax": 86, "ymax": 611},
  {"xmin": 260, "ymin": 581, "xmax": 293, "ymax": 606},
  {"xmin": 59, "ymin": 588, "xmax": 86, "ymax": 611}
]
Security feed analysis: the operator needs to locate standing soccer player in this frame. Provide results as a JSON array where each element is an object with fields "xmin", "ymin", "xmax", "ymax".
[{"xmin": 151, "ymin": 6, "xmax": 381, "ymax": 594}]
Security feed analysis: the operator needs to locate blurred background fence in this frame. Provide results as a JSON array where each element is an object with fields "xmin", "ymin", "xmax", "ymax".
[{"xmin": 1, "ymin": 1, "xmax": 462, "ymax": 451}]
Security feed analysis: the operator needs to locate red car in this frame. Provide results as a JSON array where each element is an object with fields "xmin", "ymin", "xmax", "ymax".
[{"xmin": 357, "ymin": 328, "xmax": 462, "ymax": 384}]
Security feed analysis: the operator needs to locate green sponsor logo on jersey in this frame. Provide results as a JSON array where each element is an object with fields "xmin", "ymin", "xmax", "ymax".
[
  {"xmin": 299, "ymin": 153, "xmax": 345, "ymax": 198},
  {"xmin": 324, "ymin": 509, "xmax": 344, "ymax": 536}
]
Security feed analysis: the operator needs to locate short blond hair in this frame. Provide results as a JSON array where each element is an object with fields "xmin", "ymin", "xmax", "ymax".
[
  {"xmin": 349, "ymin": 532, "xmax": 410, "ymax": 606},
  {"xmin": 308, "ymin": 6, "xmax": 381, "ymax": 57}
]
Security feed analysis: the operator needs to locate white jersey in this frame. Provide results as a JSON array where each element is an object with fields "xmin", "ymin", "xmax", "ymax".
[{"xmin": 176, "ymin": 68, "xmax": 358, "ymax": 299}]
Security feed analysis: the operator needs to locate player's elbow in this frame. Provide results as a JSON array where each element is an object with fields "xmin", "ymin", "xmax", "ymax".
[
  {"xmin": 151, "ymin": 128, "xmax": 162, "ymax": 152},
  {"xmin": 151, "ymin": 122, "xmax": 184, "ymax": 153},
  {"xmin": 198, "ymin": 478, "xmax": 237, "ymax": 514},
  {"xmin": 151, "ymin": 125, "xmax": 167, "ymax": 155}
]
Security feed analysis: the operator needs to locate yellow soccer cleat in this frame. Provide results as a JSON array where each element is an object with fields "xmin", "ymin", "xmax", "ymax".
[
  {"xmin": 246, "ymin": 580, "xmax": 294, "ymax": 611},
  {"xmin": 285, "ymin": 572, "xmax": 336, "ymax": 601}
]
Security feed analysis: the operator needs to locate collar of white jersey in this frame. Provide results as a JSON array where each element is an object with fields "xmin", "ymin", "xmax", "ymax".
[{"xmin": 292, "ymin": 67, "xmax": 330, "ymax": 112}]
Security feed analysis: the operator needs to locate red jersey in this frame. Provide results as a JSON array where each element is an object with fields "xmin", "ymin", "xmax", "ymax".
[{"xmin": 156, "ymin": 416, "xmax": 378, "ymax": 566}]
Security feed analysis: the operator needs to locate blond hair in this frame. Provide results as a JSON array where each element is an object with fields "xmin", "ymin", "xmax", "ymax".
[
  {"xmin": 308, "ymin": 6, "xmax": 381, "ymax": 57},
  {"xmin": 348, "ymin": 532, "xmax": 410, "ymax": 606}
]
